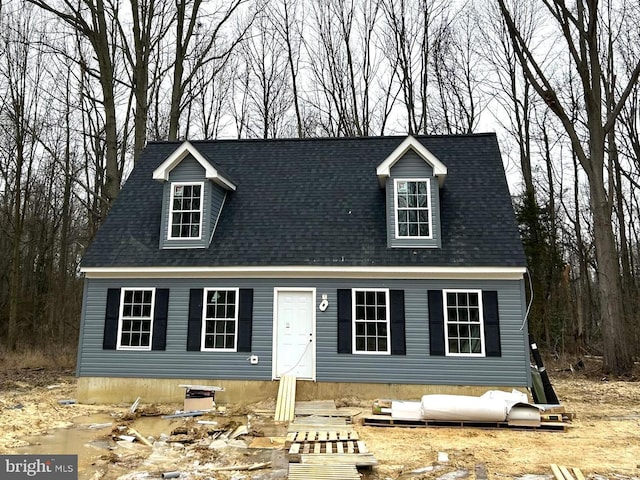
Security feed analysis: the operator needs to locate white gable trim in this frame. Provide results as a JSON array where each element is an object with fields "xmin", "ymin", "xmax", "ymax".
[
  {"xmin": 376, "ymin": 135, "xmax": 448, "ymax": 187},
  {"xmin": 152, "ymin": 141, "xmax": 236, "ymax": 191},
  {"xmin": 82, "ymin": 265, "xmax": 526, "ymax": 280}
]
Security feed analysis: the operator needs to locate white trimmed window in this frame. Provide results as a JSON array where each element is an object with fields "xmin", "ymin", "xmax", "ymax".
[
  {"xmin": 444, "ymin": 290, "xmax": 485, "ymax": 356},
  {"xmin": 394, "ymin": 179, "xmax": 432, "ymax": 238},
  {"xmin": 202, "ymin": 288, "xmax": 238, "ymax": 351},
  {"xmin": 352, "ymin": 289, "xmax": 390, "ymax": 354},
  {"xmin": 169, "ymin": 182, "xmax": 203, "ymax": 239},
  {"xmin": 118, "ymin": 288, "xmax": 155, "ymax": 350}
]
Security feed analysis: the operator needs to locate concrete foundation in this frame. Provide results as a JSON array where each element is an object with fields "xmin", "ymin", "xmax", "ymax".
[{"xmin": 77, "ymin": 376, "xmax": 528, "ymax": 405}]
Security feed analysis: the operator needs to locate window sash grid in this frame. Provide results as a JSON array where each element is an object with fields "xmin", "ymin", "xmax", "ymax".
[
  {"xmin": 443, "ymin": 290, "xmax": 485, "ymax": 357},
  {"xmin": 394, "ymin": 179, "xmax": 432, "ymax": 239},
  {"xmin": 201, "ymin": 288, "xmax": 239, "ymax": 352},
  {"xmin": 168, "ymin": 182, "xmax": 204, "ymax": 240},
  {"xmin": 352, "ymin": 288, "xmax": 390, "ymax": 355},
  {"xmin": 117, "ymin": 288, "xmax": 155, "ymax": 351}
]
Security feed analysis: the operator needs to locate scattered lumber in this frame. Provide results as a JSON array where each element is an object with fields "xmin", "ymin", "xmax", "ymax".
[
  {"xmin": 128, "ymin": 428, "xmax": 153, "ymax": 447},
  {"xmin": 209, "ymin": 461, "xmax": 271, "ymax": 472},
  {"xmin": 275, "ymin": 375, "xmax": 297, "ymax": 422},
  {"xmin": 551, "ymin": 464, "xmax": 585, "ymax": 480}
]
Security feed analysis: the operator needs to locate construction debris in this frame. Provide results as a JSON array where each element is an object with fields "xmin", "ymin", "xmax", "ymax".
[
  {"xmin": 129, "ymin": 396, "xmax": 141, "ymax": 414},
  {"xmin": 551, "ymin": 464, "xmax": 586, "ymax": 480}
]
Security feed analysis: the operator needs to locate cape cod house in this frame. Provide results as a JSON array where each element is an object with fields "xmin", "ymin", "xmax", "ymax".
[{"xmin": 76, "ymin": 134, "xmax": 529, "ymax": 404}]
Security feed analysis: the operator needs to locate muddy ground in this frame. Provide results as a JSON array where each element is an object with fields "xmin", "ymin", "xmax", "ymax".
[{"xmin": 0, "ymin": 358, "xmax": 638, "ymax": 480}]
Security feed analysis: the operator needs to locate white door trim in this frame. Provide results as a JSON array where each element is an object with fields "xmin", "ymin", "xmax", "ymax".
[{"xmin": 272, "ymin": 287, "xmax": 316, "ymax": 381}]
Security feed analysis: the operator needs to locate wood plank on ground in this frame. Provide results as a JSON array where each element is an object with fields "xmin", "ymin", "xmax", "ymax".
[
  {"xmin": 300, "ymin": 453, "xmax": 378, "ymax": 466},
  {"xmin": 274, "ymin": 375, "xmax": 296, "ymax": 422},
  {"xmin": 288, "ymin": 423, "xmax": 354, "ymax": 432},
  {"xmin": 292, "ymin": 415, "xmax": 348, "ymax": 425},
  {"xmin": 288, "ymin": 463, "xmax": 361, "ymax": 480}
]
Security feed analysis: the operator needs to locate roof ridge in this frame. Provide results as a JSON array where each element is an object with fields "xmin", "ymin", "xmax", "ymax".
[{"xmin": 147, "ymin": 132, "xmax": 497, "ymax": 146}]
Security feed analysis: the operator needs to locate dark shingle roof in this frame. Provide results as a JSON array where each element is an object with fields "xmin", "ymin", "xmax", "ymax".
[{"xmin": 81, "ymin": 134, "xmax": 526, "ymax": 268}]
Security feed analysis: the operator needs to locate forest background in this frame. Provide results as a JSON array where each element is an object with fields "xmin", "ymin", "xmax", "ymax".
[{"xmin": 1, "ymin": 0, "xmax": 639, "ymax": 375}]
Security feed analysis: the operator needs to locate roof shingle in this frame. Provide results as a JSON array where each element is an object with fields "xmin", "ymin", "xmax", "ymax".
[{"xmin": 81, "ymin": 134, "xmax": 526, "ymax": 268}]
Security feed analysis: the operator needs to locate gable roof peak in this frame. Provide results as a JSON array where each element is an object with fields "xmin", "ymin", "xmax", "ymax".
[
  {"xmin": 376, "ymin": 135, "xmax": 448, "ymax": 187},
  {"xmin": 152, "ymin": 140, "xmax": 236, "ymax": 191}
]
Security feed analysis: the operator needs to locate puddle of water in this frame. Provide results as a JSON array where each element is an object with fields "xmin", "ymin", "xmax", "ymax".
[
  {"xmin": 14, "ymin": 412, "xmax": 258, "ymax": 479},
  {"xmin": 16, "ymin": 425, "xmax": 110, "ymax": 480}
]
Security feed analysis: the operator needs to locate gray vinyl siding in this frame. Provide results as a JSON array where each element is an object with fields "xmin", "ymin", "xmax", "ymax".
[
  {"xmin": 387, "ymin": 151, "xmax": 442, "ymax": 248},
  {"xmin": 159, "ymin": 157, "xmax": 215, "ymax": 249},
  {"xmin": 209, "ymin": 185, "xmax": 226, "ymax": 243},
  {"xmin": 78, "ymin": 277, "xmax": 529, "ymax": 387}
]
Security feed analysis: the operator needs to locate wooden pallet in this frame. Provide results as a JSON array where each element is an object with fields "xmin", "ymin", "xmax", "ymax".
[
  {"xmin": 288, "ymin": 463, "xmax": 361, "ymax": 479},
  {"xmin": 286, "ymin": 429, "xmax": 359, "ymax": 447},
  {"xmin": 289, "ymin": 440, "xmax": 370, "ymax": 461},
  {"xmin": 274, "ymin": 375, "xmax": 296, "ymax": 422},
  {"xmin": 291, "ymin": 416, "xmax": 348, "ymax": 426},
  {"xmin": 300, "ymin": 453, "xmax": 378, "ymax": 467},
  {"xmin": 362, "ymin": 415, "xmax": 567, "ymax": 431}
]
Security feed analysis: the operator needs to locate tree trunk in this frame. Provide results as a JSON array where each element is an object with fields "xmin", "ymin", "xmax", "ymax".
[{"xmin": 589, "ymin": 172, "xmax": 632, "ymax": 374}]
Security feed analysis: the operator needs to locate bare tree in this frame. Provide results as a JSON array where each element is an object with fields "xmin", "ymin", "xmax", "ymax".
[
  {"xmin": 498, "ymin": 0, "xmax": 640, "ymax": 375},
  {"xmin": 269, "ymin": 0, "xmax": 304, "ymax": 137},
  {"xmin": 239, "ymin": 10, "xmax": 292, "ymax": 138},
  {"xmin": 118, "ymin": 0, "xmax": 172, "ymax": 161},
  {"xmin": 380, "ymin": 0, "xmax": 449, "ymax": 134},
  {"xmin": 27, "ymin": 0, "xmax": 123, "ymax": 215},
  {"xmin": 168, "ymin": 0, "xmax": 249, "ymax": 140}
]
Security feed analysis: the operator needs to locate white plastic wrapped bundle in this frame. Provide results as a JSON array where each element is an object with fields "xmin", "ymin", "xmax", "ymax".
[
  {"xmin": 391, "ymin": 400, "xmax": 422, "ymax": 420},
  {"xmin": 420, "ymin": 394, "xmax": 508, "ymax": 421}
]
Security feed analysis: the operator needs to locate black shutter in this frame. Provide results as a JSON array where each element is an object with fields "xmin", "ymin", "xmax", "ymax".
[
  {"xmin": 237, "ymin": 289, "xmax": 254, "ymax": 352},
  {"xmin": 187, "ymin": 288, "xmax": 203, "ymax": 351},
  {"xmin": 337, "ymin": 289, "xmax": 352, "ymax": 353},
  {"xmin": 152, "ymin": 289, "xmax": 169, "ymax": 351},
  {"xmin": 103, "ymin": 288, "xmax": 121, "ymax": 350},
  {"xmin": 428, "ymin": 290, "xmax": 445, "ymax": 356},
  {"xmin": 482, "ymin": 290, "xmax": 501, "ymax": 357},
  {"xmin": 389, "ymin": 290, "xmax": 406, "ymax": 355}
]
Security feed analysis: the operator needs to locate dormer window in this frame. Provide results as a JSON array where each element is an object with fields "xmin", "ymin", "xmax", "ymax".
[
  {"xmin": 154, "ymin": 142, "xmax": 236, "ymax": 249},
  {"xmin": 169, "ymin": 182, "xmax": 203, "ymax": 239},
  {"xmin": 394, "ymin": 179, "xmax": 432, "ymax": 239},
  {"xmin": 377, "ymin": 136, "xmax": 445, "ymax": 249}
]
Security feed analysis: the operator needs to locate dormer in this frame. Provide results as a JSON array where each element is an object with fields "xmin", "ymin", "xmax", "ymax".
[
  {"xmin": 376, "ymin": 136, "xmax": 447, "ymax": 249},
  {"xmin": 153, "ymin": 142, "xmax": 236, "ymax": 249}
]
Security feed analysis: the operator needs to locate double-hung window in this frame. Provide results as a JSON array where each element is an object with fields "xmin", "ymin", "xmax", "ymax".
[
  {"xmin": 352, "ymin": 289, "xmax": 390, "ymax": 354},
  {"xmin": 169, "ymin": 182, "xmax": 203, "ymax": 239},
  {"xmin": 202, "ymin": 288, "xmax": 238, "ymax": 351},
  {"xmin": 118, "ymin": 288, "xmax": 155, "ymax": 350},
  {"xmin": 394, "ymin": 179, "xmax": 431, "ymax": 238},
  {"xmin": 444, "ymin": 289, "xmax": 485, "ymax": 356}
]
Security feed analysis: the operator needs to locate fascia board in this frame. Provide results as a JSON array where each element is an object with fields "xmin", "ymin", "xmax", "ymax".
[
  {"xmin": 376, "ymin": 135, "xmax": 448, "ymax": 187},
  {"xmin": 152, "ymin": 141, "xmax": 236, "ymax": 191},
  {"xmin": 82, "ymin": 265, "xmax": 526, "ymax": 280}
]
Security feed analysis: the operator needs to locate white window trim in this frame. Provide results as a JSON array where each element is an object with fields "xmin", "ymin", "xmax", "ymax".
[
  {"xmin": 443, "ymin": 289, "xmax": 485, "ymax": 357},
  {"xmin": 352, "ymin": 288, "xmax": 391, "ymax": 355},
  {"xmin": 116, "ymin": 287, "xmax": 155, "ymax": 351},
  {"xmin": 393, "ymin": 178, "xmax": 433, "ymax": 240},
  {"xmin": 201, "ymin": 287, "xmax": 239, "ymax": 352},
  {"xmin": 168, "ymin": 181, "xmax": 204, "ymax": 240}
]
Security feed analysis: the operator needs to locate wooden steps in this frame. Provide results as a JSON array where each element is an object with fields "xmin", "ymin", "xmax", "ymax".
[
  {"xmin": 287, "ymin": 399, "xmax": 377, "ymax": 468},
  {"xmin": 274, "ymin": 375, "xmax": 296, "ymax": 422},
  {"xmin": 288, "ymin": 463, "xmax": 361, "ymax": 479}
]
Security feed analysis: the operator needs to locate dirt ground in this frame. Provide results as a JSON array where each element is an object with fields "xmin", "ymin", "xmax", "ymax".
[{"xmin": 0, "ymin": 358, "xmax": 639, "ymax": 479}]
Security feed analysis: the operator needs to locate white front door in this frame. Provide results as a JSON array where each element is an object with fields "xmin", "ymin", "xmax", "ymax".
[{"xmin": 274, "ymin": 289, "xmax": 315, "ymax": 380}]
